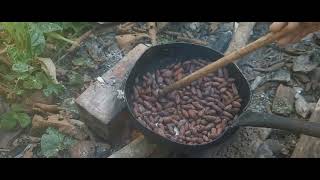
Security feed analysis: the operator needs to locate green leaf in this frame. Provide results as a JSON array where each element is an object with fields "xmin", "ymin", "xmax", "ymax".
[
  {"xmin": 41, "ymin": 128, "xmax": 65, "ymax": 157},
  {"xmin": 29, "ymin": 25, "xmax": 46, "ymax": 56},
  {"xmin": 35, "ymin": 71, "xmax": 50, "ymax": 86},
  {"xmin": 43, "ymin": 83, "xmax": 64, "ymax": 97},
  {"xmin": 23, "ymin": 75, "xmax": 43, "ymax": 90},
  {"xmin": 40, "ymin": 127, "xmax": 76, "ymax": 158},
  {"xmin": 14, "ymin": 89, "xmax": 25, "ymax": 95},
  {"xmin": 7, "ymin": 46, "xmax": 32, "ymax": 63},
  {"xmin": 11, "ymin": 104, "xmax": 25, "ymax": 112},
  {"xmin": 16, "ymin": 113, "xmax": 31, "ymax": 128},
  {"xmin": 63, "ymin": 136, "xmax": 76, "ymax": 147},
  {"xmin": 3, "ymin": 73, "xmax": 18, "ymax": 81},
  {"xmin": 34, "ymin": 22, "xmax": 63, "ymax": 33},
  {"xmin": 12, "ymin": 63, "xmax": 30, "ymax": 73},
  {"xmin": 0, "ymin": 112, "xmax": 17, "ymax": 130}
]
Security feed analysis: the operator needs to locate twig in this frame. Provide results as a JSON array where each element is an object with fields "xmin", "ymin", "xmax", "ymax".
[
  {"xmin": 67, "ymin": 29, "xmax": 94, "ymax": 53},
  {"xmin": 0, "ymin": 149, "xmax": 10, "ymax": 152},
  {"xmin": 0, "ymin": 57, "xmax": 11, "ymax": 66},
  {"xmin": 147, "ymin": 22, "xmax": 157, "ymax": 45},
  {"xmin": 132, "ymin": 27, "xmax": 147, "ymax": 33},
  {"xmin": 48, "ymin": 32, "xmax": 79, "ymax": 46},
  {"xmin": 0, "ymin": 47, "xmax": 7, "ymax": 55},
  {"xmin": 57, "ymin": 28, "xmax": 96, "ymax": 62},
  {"xmin": 163, "ymin": 30, "xmax": 180, "ymax": 37},
  {"xmin": 116, "ymin": 22, "xmax": 136, "ymax": 34},
  {"xmin": 176, "ymin": 36, "xmax": 208, "ymax": 46}
]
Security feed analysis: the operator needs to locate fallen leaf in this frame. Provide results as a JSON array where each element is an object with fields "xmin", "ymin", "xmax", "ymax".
[{"xmin": 38, "ymin": 57, "xmax": 58, "ymax": 84}]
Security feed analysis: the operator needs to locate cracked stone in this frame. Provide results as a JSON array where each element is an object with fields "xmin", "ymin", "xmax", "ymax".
[{"xmin": 272, "ymin": 84, "xmax": 295, "ymax": 116}]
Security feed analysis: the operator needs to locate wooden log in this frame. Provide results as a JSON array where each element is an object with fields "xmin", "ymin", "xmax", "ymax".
[
  {"xmin": 75, "ymin": 44, "xmax": 148, "ymax": 141},
  {"xmin": 291, "ymin": 98, "xmax": 320, "ymax": 158}
]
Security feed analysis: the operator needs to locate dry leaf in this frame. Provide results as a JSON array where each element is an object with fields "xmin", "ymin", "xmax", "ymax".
[
  {"xmin": 115, "ymin": 33, "xmax": 149, "ymax": 50},
  {"xmin": 38, "ymin": 57, "xmax": 58, "ymax": 84},
  {"xmin": 33, "ymin": 103, "xmax": 60, "ymax": 113}
]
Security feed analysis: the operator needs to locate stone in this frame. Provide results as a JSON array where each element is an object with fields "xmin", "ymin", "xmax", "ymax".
[
  {"xmin": 313, "ymin": 32, "xmax": 320, "ymax": 46},
  {"xmin": 95, "ymin": 142, "xmax": 111, "ymax": 158},
  {"xmin": 188, "ymin": 22, "xmax": 200, "ymax": 31},
  {"xmin": 293, "ymin": 55, "xmax": 319, "ymax": 73},
  {"xmin": 309, "ymin": 103, "xmax": 317, "ymax": 114},
  {"xmin": 268, "ymin": 69, "xmax": 291, "ymax": 82},
  {"xmin": 311, "ymin": 67, "xmax": 320, "ymax": 82},
  {"xmin": 295, "ymin": 94, "xmax": 311, "ymax": 118},
  {"xmin": 294, "ymin": 73, "xmax": 310, "ymax": 83},
  {"xmin": 0, "ymin": 130, "xmax": 22, "ymax": 149},
  {"xmin": 69, "ymin": 141, "xmax": 96, "ymax": 158},
  {"xmin": 265, "ymin": 139, "xmax": 286, "ymax": 155},
  {"xmin": 250, "ymin": 76, "xmax": 265, "ymax": 90},
  {"xmin": 256, "ymin": 142, "xmax": 275, "ymax": 158},
  {"xmin": 272, "ymin": 84, "xmax": 295, "ymax": 116}
]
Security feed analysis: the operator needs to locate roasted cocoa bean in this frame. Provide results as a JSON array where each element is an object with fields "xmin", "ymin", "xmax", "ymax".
[
  {"xmin": 203, "ymin": 115, "xmax": 217, "ymax": 122},
  {"xmin": 192, "ymin": 102, "xmax": 203, "ymax": 109},
  {"xmin": 198, "ymin": 109, "xmax": 205, "ymax": 117},
  {"xmin": 188, "ymin": 109, "xmax": 198, "ymax": 119},
  {"xmin": 232, "ymin": 101, "xmax": 241, "ymax": 108},
  {"xmin": 181, "ymin": 104, "xmax": 195, "ymax": 110},
  {"xmin": 164, "ymin": 102, "xmax": 175, "ymax": 109},
  {"xmin": 213, "ymin": 77, "xmax": 225, "ymax": 83},
  {"xmin": 205, "ymin": 123, "xmax": 215, "ymax": 131}
]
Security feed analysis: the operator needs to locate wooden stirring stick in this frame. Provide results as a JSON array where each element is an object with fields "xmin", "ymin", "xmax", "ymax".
[{"xmin": 160, "ymin": 28, "xmax": 291, "ymax": 95}]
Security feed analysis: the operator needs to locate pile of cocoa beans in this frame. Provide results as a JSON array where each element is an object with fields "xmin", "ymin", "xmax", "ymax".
[{"xmin": 130, "ymin": 59, "xmax": 242, "ymax": 145}]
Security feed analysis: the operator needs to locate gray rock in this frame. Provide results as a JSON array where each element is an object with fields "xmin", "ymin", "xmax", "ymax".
[
  {"xmin": 265, "ymin": 139, "xmax": 285, "ymax": 155},
  {"xmin": 208, "ymin": 31, "xmax": 233, "ymax": 53},
  {"xmin": 256, "ymin": 143, "xmax": 275, "ymax": 158},
  {"xmin": 95, "ymin": 142, "xmax": 111, "ymax": 157},
  {"xmin": 311, "ymin": 67, "xmax": 320, "ymax": 82},
  {"xmin": 268, "ymin": 69, "xmax": 291, "ymax": 82},
  {"xmin": 188, "ymin": 22, "xmax": 200, "ymax": 31},
  {"xmin": 69, "ymin": 141, "xmax": 96, "ymax": 158},
  {"xmin": 295, "ymin": 94, "xmax": 311, "ymax": 118},
  {"xmin": 272, "ymin": 84, "xmax": 295, "ymax": 116},
  {"xmin": 250, "ymin": 76, "xmax": 265, "ymax": 90},
  {"xmin": 309, "ymin": 102, "xmax": 317, "ymax": 114},
  {"xmin": 293, "ymin": 55, "xmax": 319, "ymax": 73}
]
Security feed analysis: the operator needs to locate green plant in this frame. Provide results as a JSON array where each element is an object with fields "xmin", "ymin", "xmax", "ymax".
[
  {"xmin": 40, "ymin": 127, "xmax": 76, "ymax": 158},
  {"xmin": 0, "ymin": 22, "xmax": 72, "ymax": 99},
  {"xmin": 0, "ymin": 104, "xmax": 31, "ymax": 130}
]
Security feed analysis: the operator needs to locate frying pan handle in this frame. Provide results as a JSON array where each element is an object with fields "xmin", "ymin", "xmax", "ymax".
[{"xmin": 237, "ymin": 111, "xmax": 320, "ymax": 138}]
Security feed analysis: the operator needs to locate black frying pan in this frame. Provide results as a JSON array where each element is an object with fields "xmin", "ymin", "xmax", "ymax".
[{"xmin": 124, "ymin": 43, "xmax": 320, "ymax": 151}]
